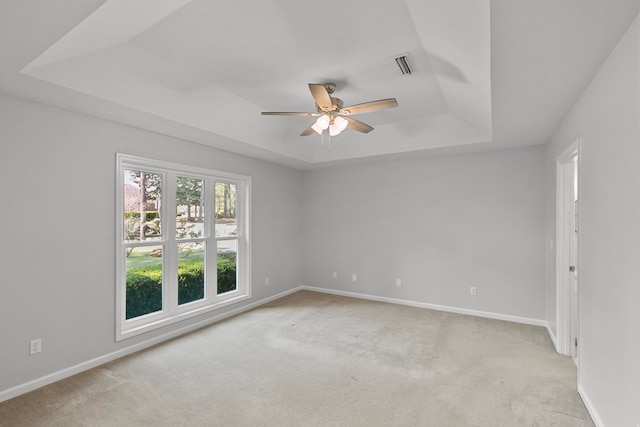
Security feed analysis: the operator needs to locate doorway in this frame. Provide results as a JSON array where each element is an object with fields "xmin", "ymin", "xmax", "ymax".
[{"xmin": 556, "ymin": 139, "xmax": 580, "ymax": 358}]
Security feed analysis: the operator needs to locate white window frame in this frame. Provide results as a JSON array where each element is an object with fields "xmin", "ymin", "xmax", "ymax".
[{"xmin": 115, "ymin": 154, "xmax": 251, "ymax": 341}]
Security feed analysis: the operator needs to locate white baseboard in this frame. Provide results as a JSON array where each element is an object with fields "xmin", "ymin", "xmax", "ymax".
[
  {"xmin": 578, "ymin": 384, "xmax": 604, "ymax": 427},
  {"xmin": 0, "ymin": 287, "xmax": 299, "ymax": 403},
  {"xmin": 546, "ymin": 323, "xmax": 559, "ymax": 350},
  {"xmin": 299, "ymin": 286, "xmax": 546, "ymax": 327}
]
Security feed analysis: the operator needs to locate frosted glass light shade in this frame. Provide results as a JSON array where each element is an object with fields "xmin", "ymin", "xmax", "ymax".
[
  {"xmin": 329, "ymin": 116, "xmax": 348, "ymax": 136},
  {"xmin": 311, "ymin": 114, "xmax": 330, "ymax": 135}
]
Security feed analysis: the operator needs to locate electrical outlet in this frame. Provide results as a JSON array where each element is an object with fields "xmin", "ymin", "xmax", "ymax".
[
  {"xmin": 30, "ymin": 338, "xmax": 41, "ymax": 355},
  {"xmin": 332, "ymin": 272, "xmax": 337, "ymax": 279},
  {"xmin": 470, "ymin": 286, "xmax": 477, "ymax": 296},
  {"xmin": 396, "ymin": 278, "xmax": 402, "ymax": 287},
  {"xmin": 265, "ymin": 278, "xmax": 270, "ymax": 286},
  {"xmin": 352, "ymin": 274, "xmax": 357, "ymax": 282}
]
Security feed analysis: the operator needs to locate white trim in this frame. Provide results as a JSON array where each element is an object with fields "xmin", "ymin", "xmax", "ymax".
[
  {"xmin": 555, "ymin": 138, "xmax": 581, "ymax": 356},
  {"xmin": 300, "ymin": 286, "xmax": 547, "ymax": 327},
  {"xmin": 118, "ymin": 293, "xmax": 252, "ymax": 340},
  {"xmin": 115, "ymin": 153, "xmax": 252, "ymax": 341},
  {"xmin": 0, "ymin": 287, "xmax": 298, "ymax": 404},
  {"xmin": 546, "ymin": 322, "xmax": 558, "ymax": 349},
  {"xmin": 116, "ymin": 153, "xmax": 250, "ymax": 183},
  {"xmin": 578, "ymin": 384, "xmax": 604, "ymax": 427}
]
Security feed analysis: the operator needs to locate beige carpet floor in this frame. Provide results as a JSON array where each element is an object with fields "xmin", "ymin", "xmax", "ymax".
[{"xmin": 0, "ymin": 290, "xmax": 593, "ymax": 426}]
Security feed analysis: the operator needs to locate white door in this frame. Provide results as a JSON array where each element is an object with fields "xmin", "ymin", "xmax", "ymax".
[
  {"xmin": 570, "ymin": 192, "xmax": 578, "ymax": 358},
  {"xmin": 556, "ymin": 139, "xmax": 580, "ymax": 358}
]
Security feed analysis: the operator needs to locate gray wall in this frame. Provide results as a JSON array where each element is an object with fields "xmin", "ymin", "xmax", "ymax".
[
  {"xmin": 544, "ymin": 14, "xmax": 640, "ymax": 427},
  {"xmin": 302, "ymin": 147, "xmax": 546, "ymax": 320},
  {"xmin": 0, "ymin": 95, "xmax": 304, "ymax": 393}
]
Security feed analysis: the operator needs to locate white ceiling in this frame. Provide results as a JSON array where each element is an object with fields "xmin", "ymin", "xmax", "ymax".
[{"xmin": 1, "ymin": 0, "xmax": 638, "ymax": 169}]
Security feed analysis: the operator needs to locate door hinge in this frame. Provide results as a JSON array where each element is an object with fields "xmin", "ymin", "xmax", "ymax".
[
  {"xmin": 569, "ymin": 266, "xmax": 576, "ymax": 272},
  {"xmin": 575, "ymin": 338, "xmax": 578, "ymax": 347}
]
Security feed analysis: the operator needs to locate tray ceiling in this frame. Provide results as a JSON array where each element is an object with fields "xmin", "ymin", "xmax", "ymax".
[{"xmin": 1, "ymin": 0, "xmax": 638, "ymax": 168}]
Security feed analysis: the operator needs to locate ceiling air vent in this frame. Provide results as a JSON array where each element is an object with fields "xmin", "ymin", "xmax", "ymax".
[{"xmin": 394, "ymin": 54, "xmax": 413, "ymax": 75}]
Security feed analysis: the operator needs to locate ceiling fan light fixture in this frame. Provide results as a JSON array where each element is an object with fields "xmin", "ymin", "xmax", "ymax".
[
  {"xmin": 311, "ymin": 114, "xmax": 330, "ymax": 134},
  {"xmin": 329, "ymin": 116, "xmax": 348, "ymax": 136},
  {"xmin": 311, "ymin": 123, "xmax": 323, "ymax": 135}
]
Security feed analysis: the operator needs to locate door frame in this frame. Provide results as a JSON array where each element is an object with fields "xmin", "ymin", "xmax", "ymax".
[{"xmin": 555, "ymin": 138, "xmax": 581, "ymax": 357}]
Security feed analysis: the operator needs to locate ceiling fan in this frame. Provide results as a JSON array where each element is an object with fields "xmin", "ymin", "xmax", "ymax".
[{"xmin": 262, "ymin": 83, "xmax": 398, "ymax": 137}]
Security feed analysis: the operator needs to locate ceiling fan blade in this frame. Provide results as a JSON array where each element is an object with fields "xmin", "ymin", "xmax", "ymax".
[
  {"xmin": 300, "ymin": 126, "xmax": 316, "ymax": 136},
  {"xmin": 308, "ymin": 83, "xmax": 333, "ymax": 111},
  {"xmin": 262, "ymin": 112, "xmax": 320, "ymax": 117},
  {"xmin": 344, "ymin": 116, "xmax": 374, "ymax": 133},
  {"xmin": 339, "ymin": 98, "xmax": 398, "ymax": 115}
]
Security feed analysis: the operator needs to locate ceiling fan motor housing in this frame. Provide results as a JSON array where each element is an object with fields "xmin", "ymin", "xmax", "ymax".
[
  {"xmin": 317, "ymin": 97, "xmax": 344, "ymax": 113},
  {"xmin": 322, "ymin": 82, "xmax": 336, "ymax": 94}
]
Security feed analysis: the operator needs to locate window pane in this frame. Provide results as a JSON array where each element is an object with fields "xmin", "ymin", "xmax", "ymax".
[
  {"xmin": 178, "ymin": 242, "xmax": 205, "ymax": 305},
  {"xmin": 215, "ymin": 182, "xmax": 237, "ymax": 237},
  {"xmin": 217, "ymin": 239, "xmax": 237, "ymax": 294},
  {"xmin": 176, "ymin": 177, "xmax": 204, "ymax": 240},
  {"xmin": 124, "ymin": 170, "xmax": 162, "ymax": 242},
  {"xmin": 126, "ymin": 245, "xmax": 163, "ymax": 319}
]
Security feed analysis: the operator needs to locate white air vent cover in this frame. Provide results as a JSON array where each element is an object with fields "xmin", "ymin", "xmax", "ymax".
[{"xmin": 394, "ymin": 54, "xmax": 413, "ymax": 75}]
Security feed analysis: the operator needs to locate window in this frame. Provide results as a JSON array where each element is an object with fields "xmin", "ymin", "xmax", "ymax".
[{"xmin": 116, "ymin": 154, "xmax": 251, "ymax": 340}]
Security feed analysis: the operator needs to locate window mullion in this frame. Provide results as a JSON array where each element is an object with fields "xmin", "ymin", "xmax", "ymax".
[
  {"xmin": 205, "ymin": 178, "xmax": 217, "ymax": 301},
  {"xmin": 164, "ymin": 172, "xmax": 178, "ymax": 313}
]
